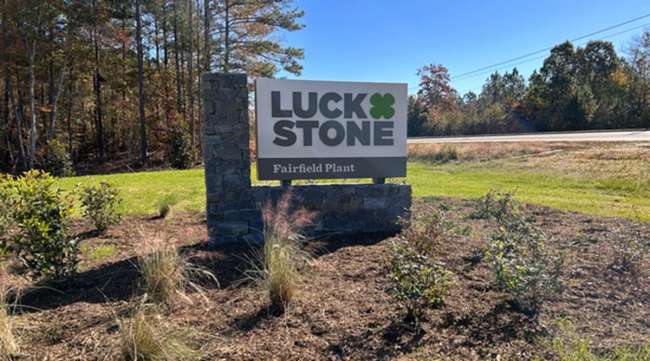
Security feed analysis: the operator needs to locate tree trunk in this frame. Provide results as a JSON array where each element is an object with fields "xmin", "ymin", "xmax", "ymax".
[
  {"xmin": 1, "ymin": 0, "xmax": 11, "ymax": 166},
  {"xmin": 162, "ymin": 0, "xmax": 168, "ymax": 68},
  {"xmin": 27, "ymin": 39, "xmax": 37, "ymax": 169},
  {"xmin": 93, "ymin": 25, "xmax": 105, "ymax": 162},
  {"xmin": 173, "ymin": 0, "xmax": 184, "ymax": 116},
  {"xmin": 203, "ymin": 0, "xmax": 210, "ymax": 72},
  {"xmin": 197, "ymin": 0, "xmax": 204, "ymax": 155},
  {"xmin": 136, "ymin": 0, "xmax": 147, "ymax": 165},
  {"xmin": 15, "ymin": 72, "xmax": 27, "ymax": 170},
  {"xmin": 65, "ymin": 66, "xmax": 74, "ymax": 156},
  {"xmin": 223, "ymin": 0, "xmax": 230, "ymax": 72},
  {"xmin": 48, "ymin": 65, "xmax": 65, "ymax": 140},
  {"xmin": 187, "ymin": 0, "xmax": 195, "ymax": 154},
  {"xmin": 154, "ymin": 13, "xmax": 160, "ymax": 67}
]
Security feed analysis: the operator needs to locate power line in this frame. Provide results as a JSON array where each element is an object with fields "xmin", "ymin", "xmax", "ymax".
[
  {"xmin": 451, "ymin": 12, "xmax": 650, "ymax": 80},
  {"xmin": 452, "ymin": 21, "xmax": 650, "ymax": 82}
]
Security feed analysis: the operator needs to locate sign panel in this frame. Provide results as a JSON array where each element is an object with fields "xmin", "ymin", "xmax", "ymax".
[{"xmin": 255, "ymin": 78, "xmax": 407, "ymax": 180}]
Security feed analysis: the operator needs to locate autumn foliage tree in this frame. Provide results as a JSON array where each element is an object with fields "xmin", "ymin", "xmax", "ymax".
[
  {"xmin": 410, "ymin": 34, "xmax": 650, "ymax": 136},
  {"xmin": 0, "ymin": 0, "xmax": 305, "ymax": 174}
]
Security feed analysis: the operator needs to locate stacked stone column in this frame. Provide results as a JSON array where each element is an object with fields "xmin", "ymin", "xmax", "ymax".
[{"xmin": 201, "ymin": 73, "xmax": 262, "ymax": 244}]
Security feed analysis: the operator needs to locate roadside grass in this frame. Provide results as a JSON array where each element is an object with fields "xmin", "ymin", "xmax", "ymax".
[
  {"xmin": 407, "ymin": 163, "xmax": 650, "ymax": 221},
  {"xmin": 54, "ymin": 165, "xmax": 650, "ymax": 222},
  {"xmin": 54, "ymin": 144, "xmax": 650, "ymax": 221},
  {"xmin": 57, "ymin": 168, "xmax": 206, "ymax": 215}
]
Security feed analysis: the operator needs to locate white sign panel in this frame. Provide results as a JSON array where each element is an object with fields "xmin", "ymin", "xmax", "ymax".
[{"xmin": 255, "ymin": 78, "xmax": 407, "ymax": 180}]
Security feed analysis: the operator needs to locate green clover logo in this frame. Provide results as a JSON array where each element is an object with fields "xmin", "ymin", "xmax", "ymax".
[{"xmin": 369, "ymin": 93, "xmax": 395, "ymax": 119}]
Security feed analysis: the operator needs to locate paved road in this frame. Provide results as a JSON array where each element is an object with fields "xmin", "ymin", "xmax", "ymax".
[{"xmin": 408, "ymin": 130, "xmax": 650, "ymax": 144}]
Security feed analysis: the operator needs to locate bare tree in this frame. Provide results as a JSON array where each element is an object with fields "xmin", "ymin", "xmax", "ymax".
[{"xmin": 136, "ymin": 0, "xmax": 147, "ymax": 165}]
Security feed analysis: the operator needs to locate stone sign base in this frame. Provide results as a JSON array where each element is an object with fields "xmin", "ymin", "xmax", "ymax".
[{"xmin": 251, "ymin": 183, "xmax": 411, "ymax": 239}]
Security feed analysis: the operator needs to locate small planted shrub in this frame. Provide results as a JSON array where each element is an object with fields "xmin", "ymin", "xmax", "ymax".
[
  {"xmin": 248, "ymin": 193, "xmax": 314, "ymax": 313},
  {"xmin": 470, "ymin": 190, "xmax": 521, "ymax": 220},
  {"xmin": 167, "ymin": 127, "xmax": 193, "ymax": 169},
  {"xmin": 159, "ymin": 204, "xmax": 172, "ymax": 219},
  {"xmin": 80, "ymin": 182, "xmax": 122, "ymax": 232},
  {"xmin": 119, "ymin": 305, "xmax": 199, "ymax": 361},
  {"xmin": 386, "ymin": 205, "xmax": 452, "ymax": 324},
  {"xmin": 487, "ymin": 201, "xmax": 563, "ymax": 315},
  {"xmin": 157, "ymin": 194, "xmax": 179, "ymax": 219},
  {"xmin": 387, "ymin": 241, "xmax": 451, "ymax": 324},
  {"xmin": 5, "ymin": 170, "xmax": 78, "ymax": 278},
  {"xmin": 0, "ymin": 178, "xmax": 15, "ymax": 253},
  {"xmin": 609, "ymin": 227, "xmax": 647, "ymax": 279}
]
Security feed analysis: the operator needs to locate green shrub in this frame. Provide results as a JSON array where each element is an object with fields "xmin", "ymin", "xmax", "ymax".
[
  {"xmin": 400, "ymin": 204, "xmax": 453, "ymax": 255},
  {"xmin": 80, "ymin": 182, "xmax": 122, "ymax": 232},
  {"xmin": 386, "ymin": 206, "xmax": 452, "ymax": 324},
  {"xmin": 4, "ymin": 170, "xmax": 78, "ymax": 278},
  {"xmin": 387, "ymin": 241, "xmax": 451, "ymax": 324},
  {"xmin": 167, "ymin": 128, "xmax": 193, "ymax": 169},
  {"xmin": 0, "ymin": 177, "xmax": 15, "ymax": 252},
  {"xmin": 470, "ymin": 190, "xmax": 520, "ymax": 220},
  {"xmin": 40, "ymin": 139, "xmax": 74, "ymax": 177},
  {"xmin": 487, "ymin": 201, "xmax": 563, "ymax": 315},
  {"xmin": 156, "ymin": 193, "xmax": 179, "ymax": 219}
]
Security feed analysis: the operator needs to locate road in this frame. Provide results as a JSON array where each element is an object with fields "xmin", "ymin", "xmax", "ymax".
[{"xmin": 407, "ymin": 129, "xmax": 650, "ymax": 144}]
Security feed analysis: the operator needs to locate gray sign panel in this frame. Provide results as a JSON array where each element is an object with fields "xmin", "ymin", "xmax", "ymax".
[
  {"xmin": 257, "ymin": 157, "xmax": 406, "ymax": 180},
  {"xmin": 255, "ymin": 78, "xmax": 407, "ymax": 180}
]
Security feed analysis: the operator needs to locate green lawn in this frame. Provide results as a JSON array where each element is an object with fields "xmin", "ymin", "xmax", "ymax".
[{"xmin": 57, "ymin": 162, "xmax": 650, "ymax": 221}]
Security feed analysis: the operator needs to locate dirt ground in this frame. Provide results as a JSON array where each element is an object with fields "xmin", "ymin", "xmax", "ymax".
[{"xmin": 2, "ymin": 197, "xmax": 649, "ymax": 360}]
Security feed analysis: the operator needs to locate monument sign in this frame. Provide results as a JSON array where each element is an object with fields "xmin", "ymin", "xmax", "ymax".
[{"xmin": 255, "ymin": 79, "xmax": 407, "ymax": 180}]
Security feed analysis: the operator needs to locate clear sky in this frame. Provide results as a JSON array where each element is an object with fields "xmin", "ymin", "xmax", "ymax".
[{"xmin": 279, "ymin": 0, "xmax": 650, "ymax": 96}]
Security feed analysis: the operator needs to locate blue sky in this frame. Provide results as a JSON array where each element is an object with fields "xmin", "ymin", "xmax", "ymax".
[{"xmin": 279, "ymin": 0, "xmax": 650, "ymax": 96}]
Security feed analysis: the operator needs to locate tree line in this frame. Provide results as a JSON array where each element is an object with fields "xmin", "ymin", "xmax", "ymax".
[
  {"xmin": 0, "ymin": 0, "xmax": 304, "ymax": 174},
  {"xmin": 409, "ymin": 33, "xmax": 650, "ymax": 137}
]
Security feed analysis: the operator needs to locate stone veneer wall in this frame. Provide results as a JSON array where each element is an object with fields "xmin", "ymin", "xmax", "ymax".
[
  {"xmin": 202, "ymin": 72, "xmax": 412, "ymax": 244},
  {"xmin": 253, "ymin": 184, "xmax": 411, "ymax": 237}
]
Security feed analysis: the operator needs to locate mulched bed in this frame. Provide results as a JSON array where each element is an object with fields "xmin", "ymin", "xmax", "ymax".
[{"xmin": 2, "ymin": 198, "xmax": 649, "ymax": 360}]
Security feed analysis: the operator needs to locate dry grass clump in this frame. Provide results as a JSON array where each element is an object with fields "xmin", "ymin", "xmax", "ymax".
[
  {"xmin": 408, "ymin": 142, "xmax": 550, "ymax": 163},
  {"xmin": 137, "ymin": 235, "xmax": 216, "ymax": 306},
  {"xmin": 248, "ymin": 193, "xmax": 315, "ymax": 313},
  {"xmin": 0, "ymin": 291, "xmax": 18, "ymax": 360},
  {"xmin": 549, "ymin": 319, "xmax": 650, "ymax": 361},
  {"xmin": 119, "ymin": 305, "xmax": 200, "ymax": 361}
]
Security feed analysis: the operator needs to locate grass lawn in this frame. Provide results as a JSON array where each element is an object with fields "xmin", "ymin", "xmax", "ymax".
[{"xmin": 56, "ymin": 159, "xmax": 650, "ymax": 221}]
